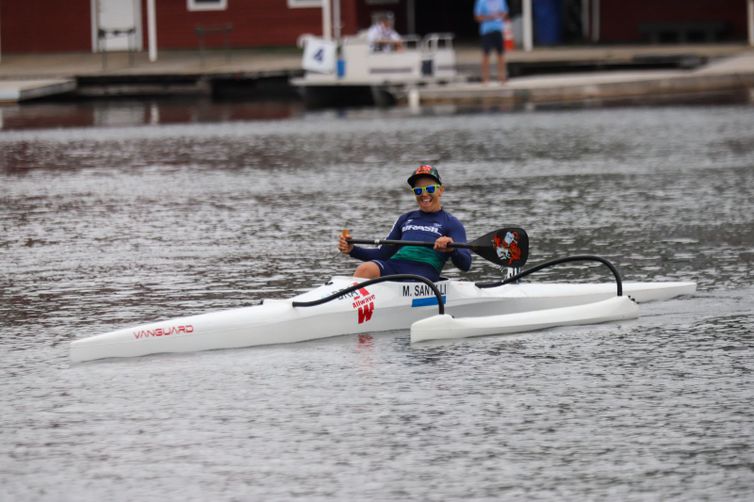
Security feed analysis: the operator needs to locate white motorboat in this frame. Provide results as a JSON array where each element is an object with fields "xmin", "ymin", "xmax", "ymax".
[{"xmin": 291, "ymin": 32, "xmax": 459, "ymax": 107}]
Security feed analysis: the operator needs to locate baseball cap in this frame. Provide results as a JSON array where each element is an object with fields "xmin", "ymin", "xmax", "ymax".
[{"xmin": 407, "ymin": 164, "xmax": 442, "ymax": 187}]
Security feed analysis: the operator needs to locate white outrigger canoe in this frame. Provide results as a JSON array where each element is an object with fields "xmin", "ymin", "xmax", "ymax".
[{"xmin": 70, "ymin": 275, "xmax": 696, "ymax": 362}]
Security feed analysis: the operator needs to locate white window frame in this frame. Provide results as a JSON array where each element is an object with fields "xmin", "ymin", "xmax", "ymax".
[
  {"xmin": 287, "ymin": 0, "xmax": 321, "ymax": 8},
  {"xmin": 187, "ymin": 0, "xmax": 228, "ymax": 12}
]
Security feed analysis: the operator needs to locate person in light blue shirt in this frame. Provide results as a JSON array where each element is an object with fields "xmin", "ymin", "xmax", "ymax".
[{"xmin": 474, "ymin": 0, "xmax": 510, "ymax": 84}]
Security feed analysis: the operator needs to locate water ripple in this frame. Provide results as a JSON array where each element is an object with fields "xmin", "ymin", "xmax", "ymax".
[{"xmin": 1, "ymin": 104, "xmax": 753, "ymax": 501}]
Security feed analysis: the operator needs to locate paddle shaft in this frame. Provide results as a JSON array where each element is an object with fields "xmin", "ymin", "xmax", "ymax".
[
  {"xmin": 344, "ymin": 226, "xmax": 530, "ymax": 268},
  {"xmin": 347, "ymin": 238, "xmax": 481, "ymax": 250}
]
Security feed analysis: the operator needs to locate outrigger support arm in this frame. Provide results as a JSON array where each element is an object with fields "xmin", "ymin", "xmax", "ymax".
[
  {"xmin": 476, "ymin": 255, "xmax": 625, "ymax": 297},
  {"xmin": 292, "ymin": 274, "xmax": 446, "ymax": 315}
]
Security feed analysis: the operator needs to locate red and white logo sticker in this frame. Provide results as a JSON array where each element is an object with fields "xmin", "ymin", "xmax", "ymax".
[{"xmin": 351, "ymin": 283, "xmax": 376, "ymax": 324}]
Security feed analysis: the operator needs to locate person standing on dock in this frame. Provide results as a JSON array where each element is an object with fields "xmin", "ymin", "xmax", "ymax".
[
  {"xmin": 337, "ymin": 165, "xmax": 471, "ymax": 281},
  {"xmin": 474, "ymin": 0, "xmax": 510, "ymax": 84}
]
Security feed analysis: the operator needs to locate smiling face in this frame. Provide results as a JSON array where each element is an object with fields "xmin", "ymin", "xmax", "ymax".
[{"xmin": 412, "ymin": 176, "xmax": 444, "ymax": 213}]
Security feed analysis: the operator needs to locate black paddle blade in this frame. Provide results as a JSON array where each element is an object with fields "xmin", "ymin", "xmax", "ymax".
[{"xmin": 469, "ymin": 227, "xmax": 529, "ymax": 268}]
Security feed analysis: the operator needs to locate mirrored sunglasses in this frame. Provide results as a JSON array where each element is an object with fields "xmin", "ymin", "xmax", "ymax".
[{"xmin": 411, "ymin": 184, "xmax": 441, "ymax": 196}]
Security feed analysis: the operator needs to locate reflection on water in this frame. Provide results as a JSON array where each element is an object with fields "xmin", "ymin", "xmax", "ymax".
[
  {"xmin": 2, "ymin": 88, "xmax": 753, "ymax": 132},
  {"xmin": 0, "ymin": 98, "xmax": 305, "ymax": 131},
  {"xmin": 1, "ymin": 102, "xmax": 753, "ymax": 501}
]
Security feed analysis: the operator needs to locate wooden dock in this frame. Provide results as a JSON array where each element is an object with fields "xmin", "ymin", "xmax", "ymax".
[
  {"xmin": 0, "ymin": 79, "xmax": 76, "ymax": 104},
  {"xmin": 403, "ymin": 51, "xmax": 754, "ymax": 107},
  {"xmin": 0, "ymin": 44, "xmax": 752, "ymax": 106}
]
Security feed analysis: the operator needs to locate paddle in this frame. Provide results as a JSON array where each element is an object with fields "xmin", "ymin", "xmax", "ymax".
[{"xmin": 346, "ymin": 226, "xmax": 529, "ymax": 268}]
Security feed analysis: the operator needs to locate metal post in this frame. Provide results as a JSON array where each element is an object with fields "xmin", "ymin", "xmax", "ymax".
[
  {"xmin": 322, "ymin": 0, "xmax": 332, "ymax": 40},
  {"xmin": 91, "ymin": 0, "xmax": 100, "ymax": 54},
  {"xmin": 591, "ymin": 0, "xmax": 600, "ymax": 42},
  {"xmin": 581, "ymin": 0, "xmax": 590, "ymax": 41},
  {"xmin": 748, "ymin": 0, "xmax": 754, "ymax": 46},
  {"xmin": 147, "ymin": 0, "xmax": 158, "ymax": 61},
  {"xmin": 333, "ymin": 0, "xmax": 341, "ymax": 40},
  {"xmin": 522, "ymin": 0, "xmax": 533, "ymax": 51},
  {"xmin": 224, "ymin": 24, "xmax": 231, "ymax": 62},
  {"xmin": 407, "ymin": 0, "xmax": 415, "ymax": 35},
  {"xmin": 197, "ymin": 27, "xmax": 206, "ymax": 67}
]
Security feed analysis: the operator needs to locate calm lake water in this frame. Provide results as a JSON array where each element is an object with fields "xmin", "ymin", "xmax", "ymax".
[{"xmin": 1, "ymin": 100, "xmax": 753, "ymax": 501}]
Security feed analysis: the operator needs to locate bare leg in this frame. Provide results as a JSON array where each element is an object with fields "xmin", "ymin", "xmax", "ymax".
[
  {"xmin": 354, "ymin": 261, "xmax": 380, "ymax": 279},
  {"xmin": 481, "ymin": 53, "xmax": 490, "ymax": 83},
  {"xmin": 497, "ymin": 53, "xmax": 507, "ymax": 82}
]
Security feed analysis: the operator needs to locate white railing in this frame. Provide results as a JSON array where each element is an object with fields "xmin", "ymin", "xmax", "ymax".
[
  {"xmin": 300, "ymin": 32, "xmax": 457, "ymax": 82},
  {"xmin": 420, "ymin": 33, "xmax": 456, "ymax": 79}
]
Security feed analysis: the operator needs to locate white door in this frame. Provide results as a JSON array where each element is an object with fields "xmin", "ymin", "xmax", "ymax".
[{"xmin": 94, "ymin": 0, "xmax": 142, "ymax": 51}]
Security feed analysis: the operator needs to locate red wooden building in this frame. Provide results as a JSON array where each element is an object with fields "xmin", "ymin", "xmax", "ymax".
[{"xmin": 0, "ymin": 0, "xmax": 749, "ymax": 55}]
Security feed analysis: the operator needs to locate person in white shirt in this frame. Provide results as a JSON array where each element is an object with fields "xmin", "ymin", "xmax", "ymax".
[{"xmin": 367, "ymin": 14, "xmax": 403, "ymax": 52}]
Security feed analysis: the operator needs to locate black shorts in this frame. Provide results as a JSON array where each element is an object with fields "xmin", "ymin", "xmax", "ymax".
[
  {"xmin": 481, "ymin": 30, "xmax": 504, "ymax": 55},
  {"xmin": 372, "ymin": 259, "xmax": 441, "ymax": 282}
]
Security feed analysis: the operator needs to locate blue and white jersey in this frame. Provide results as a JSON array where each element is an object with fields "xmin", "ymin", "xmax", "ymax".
[
  {"xmin": 474, "ymin": 0, "xmax": 509, "ymax": 35},
  {"xmin": 350, "ymin": 209, "xmax": 472, "ymax": 272}
]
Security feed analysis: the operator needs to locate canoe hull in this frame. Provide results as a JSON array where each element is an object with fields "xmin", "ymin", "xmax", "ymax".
[{"xmin": 70, "ymin": 277, "xmax": 696, "ymax": 362}]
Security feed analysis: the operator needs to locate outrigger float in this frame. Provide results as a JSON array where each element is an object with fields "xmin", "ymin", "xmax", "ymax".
[{"xmin": 70, "ymin": 227, "xmax": 696, "ymax": 362}]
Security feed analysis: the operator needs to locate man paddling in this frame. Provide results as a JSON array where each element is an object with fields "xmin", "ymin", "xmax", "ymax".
[{"xmin": 338, "ymin": 165, "xmax": 472, "ymax": 281}]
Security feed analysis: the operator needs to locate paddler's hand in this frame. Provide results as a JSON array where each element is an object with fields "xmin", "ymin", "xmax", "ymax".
[
  {"xmin": 434, "ymin": 236, "xmax": 454, "ymax": 253},
  {"xmin": 338, "ymin": 230, "xmax": 353, "ymax": 254}
]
